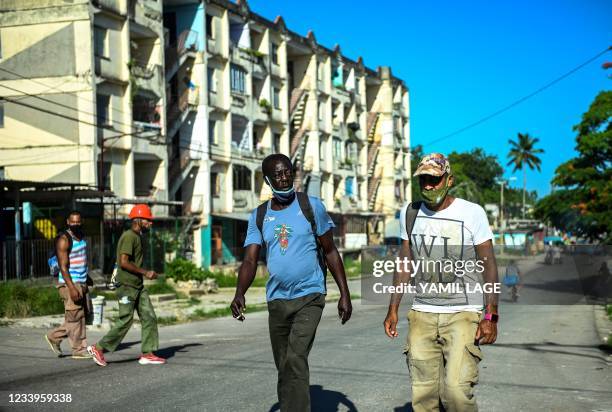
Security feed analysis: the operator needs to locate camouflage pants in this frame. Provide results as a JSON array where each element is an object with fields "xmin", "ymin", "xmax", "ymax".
[
  {"xmin": 405, "ymin": 310, "xmax": 483, "ymax": 412},
  {"xmin": 98, "ymin": 286, "xmax": 159, "ymax": 354}
]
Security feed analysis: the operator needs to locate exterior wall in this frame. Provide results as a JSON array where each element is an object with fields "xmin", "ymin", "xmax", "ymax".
[
  {"xmin": 0, "ymin": 2, "xmax": 96, "ymax": 185},
  {"xmin": 0, "ymin": 0, "xmax": 170, "ymax": 217}
]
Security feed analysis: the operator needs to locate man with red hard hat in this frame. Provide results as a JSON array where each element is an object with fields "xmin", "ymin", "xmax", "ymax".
[{"xmin": 87, "ymin": 204, "xmax": 166, "ymax": 366}]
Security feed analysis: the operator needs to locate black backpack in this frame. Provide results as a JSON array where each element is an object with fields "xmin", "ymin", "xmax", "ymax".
[
  {"xmin": 47, "ymin": 230, "xmax": 73, "ymax": 277},
  {"xmin": 404, "ymin": 201, "xmax": 423, "ymax": 242},
  {"xmin": 255, "ymin": 192, "xmax": 328, "ymax": 278}
]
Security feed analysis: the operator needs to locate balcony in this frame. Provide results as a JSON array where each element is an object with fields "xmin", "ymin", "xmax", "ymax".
[
  {"xmin": 271, "ymin": 108, "xmax": 284, "ymax": 124},
  {"xmin": 233, "ymin": 190, "xmax": 259, "ymax": 211},
  {"xmin": 252, "ymin": 56, "xmax": 268, "ymax": 79},
  {"xmin": 92, "ymin": 0, "xmax": 125, "ymax": 15},
  {"xmin": 130, "ymin": 62, "xmax": 163, "ymax": 97},
  {"xmin": 208, "ymin": 90, "xmax": 223, "ymax": 110},
  {"xmin": 320, "ymin": 157, "xmax": 332, "ymax": 173},
  {"xmin": 331, "ymin": 85, "xmax": 352, "ymax": 105},
  {"xmin": 206, "ymin": 38, "xmax": 223, "ymax": 58},
  {"xmin": 270, "ymin": 62, "xmax": 282, "ymax": 79},
  {"xmin": 128, "ymin": 1, "xmax": 162, "ymax": 36}
]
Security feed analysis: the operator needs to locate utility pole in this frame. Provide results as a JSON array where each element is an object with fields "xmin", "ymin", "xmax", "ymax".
[{"xmin": 496, "ymin": 176, "xmax": 516, "ymax": 248}]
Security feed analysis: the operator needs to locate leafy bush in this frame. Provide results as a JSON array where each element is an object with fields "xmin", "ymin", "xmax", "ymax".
[
  {"xmin": 0, "ymin": 282, "xmax": 64, "ymax": 318},
  {"xmin": 165, "ymin": 258, "xmax": 208, "ymax": 282},
  {"xmin": 145, "ymin": 280, "xmax": 177, "ymax": 296},
  {"xmin": 165, "ymin": 258, "xmax": 268, "ymax": 288}
]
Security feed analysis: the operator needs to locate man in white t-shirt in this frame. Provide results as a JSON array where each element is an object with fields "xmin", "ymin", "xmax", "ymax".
[{"xmin": 383, "ymin": 153, "xmax": 499, "ymax": 412}]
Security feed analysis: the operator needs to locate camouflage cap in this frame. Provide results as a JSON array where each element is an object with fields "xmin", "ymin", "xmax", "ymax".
[{"xmin": 413, "ymin": 153, "xmax": 451, "ymax": 177}]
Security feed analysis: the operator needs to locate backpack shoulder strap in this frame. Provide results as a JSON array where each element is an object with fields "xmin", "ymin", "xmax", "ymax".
[
  {"xmin": 296, "ymin": 192, "xmax": 328, "ymax": 280},
  {"xmin": 255, "ymin": 201, "xmax": 268, "ymax": 238},
  {"xmin": 405, "ymin": 201, "xmax": 422, "ymax": 242},
  {"xmin": 296, "ymin": 192, "xmax": 317, "ymax": 236}
]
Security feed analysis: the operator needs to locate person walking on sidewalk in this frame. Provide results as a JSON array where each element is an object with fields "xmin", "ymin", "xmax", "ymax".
[
  {"xmin": 384, "ymin": 153, "xmax": 499, "ymax": 412},
  {"xmin": 230, "ymin": 154, "xmax": 352, "ymax": 412},
  {"xmin": 87, "ymin": 204, "xmax": 165, "ymax": 367},
  {"xmin": 45, "ymin": 211, "xmax": 92, "ymax": 359}
]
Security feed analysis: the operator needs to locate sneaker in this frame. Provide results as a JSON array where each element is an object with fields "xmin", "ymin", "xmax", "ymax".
[
  {"xmin": 138, "ymin": 353, "xmax": 166, "ymax": 365},
  {"xmin": 87, "ymin": 344, "xmax": 107, "ymax": 367},
  {"xmin": 71, "ymin": 351, "xmax": 93, "ymax": 360},
  {"xmin": 44, "ymin": 335, "xmax": 62, "ymax": 357}
]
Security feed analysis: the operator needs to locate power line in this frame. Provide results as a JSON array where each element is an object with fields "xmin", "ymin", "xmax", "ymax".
[
  {"xmin": 0, "ymin": 96, "xmax": 159, "ymax": 142},
  {"xmin": 421, "ymin": 46, "xmax": 611, "ymax": 147},
  {"xmin": 0, "ymin": 66, "xmax": 135, "ymax": 125}
]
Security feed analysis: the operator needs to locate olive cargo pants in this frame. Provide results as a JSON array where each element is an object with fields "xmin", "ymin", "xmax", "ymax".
[
  {"xmin": 268, "ymin": 293, "xmax": 325, "ymax": 412},
  {"xmin": 97, "ymin": 286, "xmax": 159, "ymax": 354},
  {"xmin": 405, "ymin": 310, "xmax": 484, "ymax": 412}
]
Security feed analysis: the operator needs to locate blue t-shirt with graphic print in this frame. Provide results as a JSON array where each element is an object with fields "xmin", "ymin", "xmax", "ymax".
[{"xmin": 244, "ymin": 196, "xmax": 334, "ymax": 301}]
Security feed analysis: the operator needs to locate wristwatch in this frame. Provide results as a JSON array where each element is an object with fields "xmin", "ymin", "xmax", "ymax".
[{"xmin": 484, "ymin": 313, "xmax": 499, "ymax": 323}]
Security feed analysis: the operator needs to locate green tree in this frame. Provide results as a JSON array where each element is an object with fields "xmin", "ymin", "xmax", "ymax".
[
  {"xmin": 507, "ymin": 133, "xmax": 544, "ymax": 218},
  {"xmin": 534, "ymin": 91, "xmax": 612, "ymax": 242},
  {"xmin": 410, "ymin": 144, "xmax": 424, "ymax": 201},
  {"xmin": 448, "ymin": 148, "xmax": 503, "ymax": 205}
]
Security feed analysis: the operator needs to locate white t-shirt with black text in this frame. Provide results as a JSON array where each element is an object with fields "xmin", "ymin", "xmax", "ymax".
[{"xmin": 399, "ymin": 198, "xmax": 494, "ymax": 313}]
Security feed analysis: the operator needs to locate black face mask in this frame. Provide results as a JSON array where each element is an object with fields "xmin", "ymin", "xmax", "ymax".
[{"xmin": 69, "ymin": 225, "xmax": 83, "ymax": 238}]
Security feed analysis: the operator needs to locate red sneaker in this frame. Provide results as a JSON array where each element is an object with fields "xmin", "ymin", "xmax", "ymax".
[
  {"xmin": 138, "ymin": 353, "xmax": 166, "ymax": 365},
  {"xmin": 87, "ymin": 344, "xmax": 107, "ymax": 367}
]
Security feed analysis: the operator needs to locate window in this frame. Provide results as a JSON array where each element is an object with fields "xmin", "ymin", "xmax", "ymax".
[
  {"xmin": 318, "ymin": 101, "xmax": 325, "ymax": 121},
  {"xmin": 230, "ymin": 64, "xmax": 246, "ymax": 94},
  {"xmin": 273, "ymin": 133, "xmax": 281, "ymax": 153},
  {"xmin": 332, "ymin": 137, "xmax": 342, "ymax": 159},
  {"xmin": 94, "ymin": 26, "xmax": 109, "ymax": 58},
  {"xmin": 207, "ymin": 68, "xmax": 216, "ymax": 92},
  {"xmin": 208, "ymin": 120, "xmax": 216, "ymax": 145},
  {"xmin": 271, "ymin": 43, "xmax": 279, "ymax": 65},
  {"xmin": 96, "ymin": 94, "xmax": 111, "ymax": 126},
  {"xmin": 345, "ymin": 177, "xmax": 354, "ymax": 197},
  {"xmin": 319, "ymin": 137, "xmax": 326, "ymax": 160},
  {"xmin": 211, "ymin": 173, "xmax": 220, "ymax": 197},
  {"xmin": 206, "ymin": 14, "xmax": 214, "ymax": 39},
  {"xmin": 273, "ymin": 88, "xmax": 280, "ymax": 109},
  {"xmin": 233, "ymin": 165, "xmax": 251, "ymax": 190},
  {"xmin": 0, "ymin": 101, "xmax": 4, "ymax": 128}
]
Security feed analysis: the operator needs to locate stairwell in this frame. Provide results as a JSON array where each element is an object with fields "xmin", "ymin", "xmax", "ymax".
[
  {"xmin": 289, "ymin": 88, "xmax": 309, "ymax": 191},
  {"xmin": 366, "ymin": 112, "xmax": 381, "ymax": 210}
]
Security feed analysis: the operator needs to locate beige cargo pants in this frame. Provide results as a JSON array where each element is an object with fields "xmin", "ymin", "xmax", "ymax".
[{"xmin": 405, "ymin": 310, "xmax": 484, "ymax": 412}]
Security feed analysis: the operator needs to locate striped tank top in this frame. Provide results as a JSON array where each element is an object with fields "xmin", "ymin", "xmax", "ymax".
[{"xmin": 59, "ymin": 232, "xmax": 88, "ymax": 284}]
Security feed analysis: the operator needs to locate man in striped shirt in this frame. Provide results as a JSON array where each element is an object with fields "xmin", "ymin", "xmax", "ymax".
[{"xmin": 45, "ymin": 210, "xmax": 92, "ymax": 359}]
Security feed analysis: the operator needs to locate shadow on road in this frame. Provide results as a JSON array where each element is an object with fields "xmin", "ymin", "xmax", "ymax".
[
  {"xmin": 268, "ymin": 385, "xmax": 357, "ymax": 411},
  {"xmin": 107, "ymin": 343, "xmax": 204, "ymax": 364},
  {"xmin": 393, "ymin": 402, "xmax": 415, "ymax": 411},
  {"xmin": 157, "ymin": 343, "xmax": 203, "ymax": 359}
]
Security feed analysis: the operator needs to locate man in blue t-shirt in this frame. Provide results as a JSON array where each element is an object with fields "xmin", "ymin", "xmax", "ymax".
[{"xmin": 231, "ymin": 154, "xmax": 352, "ymax": 412}]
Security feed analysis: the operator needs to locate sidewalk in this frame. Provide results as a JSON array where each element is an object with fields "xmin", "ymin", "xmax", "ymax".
[{"xmin": 1, "ymin": 282, "xmax": 343, "ymax": 330}]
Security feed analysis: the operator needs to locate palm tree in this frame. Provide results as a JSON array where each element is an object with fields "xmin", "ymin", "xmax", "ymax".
[{"xmin": 507, "ymin": 133, "xmax": 544, "ymax": 218}]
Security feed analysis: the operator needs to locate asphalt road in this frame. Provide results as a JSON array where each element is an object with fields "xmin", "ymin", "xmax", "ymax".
[{"xmin": 1, "ymin": 257, "xmax": 611, "ymax": 412}]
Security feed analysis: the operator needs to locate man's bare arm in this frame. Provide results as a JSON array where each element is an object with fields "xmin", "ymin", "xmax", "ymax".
[
  {"xmin": 230, "ymin": 244, "xmax": 261, "ymax": 320},
  {"xmin": 318, "ymin": 230, "xmax": 351, "ymax": 324},
  {"xmin": 475, "ymin": 240, "xmax": 499, "ymax": 313},
  {"xmin": 384, "ymin": 239, "xmax": 412, "ymax": 338}
]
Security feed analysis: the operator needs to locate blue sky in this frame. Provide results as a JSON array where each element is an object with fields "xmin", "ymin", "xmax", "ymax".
[{"xmin": 248, "ymin": 0, "xmax": 611, "ymax": 196}]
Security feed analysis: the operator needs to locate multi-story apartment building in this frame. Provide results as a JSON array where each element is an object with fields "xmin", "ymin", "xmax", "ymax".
[
  {"xmin": 188, "ymin": 0, "xmax": 411, "ymax": 265},
  {"xmin": 0, "ymin": 0, "xmax": 169, "ymax": 218},
  {"xmin": 1, "ymin": 0, "xmax": 410, "ymax": 270}
]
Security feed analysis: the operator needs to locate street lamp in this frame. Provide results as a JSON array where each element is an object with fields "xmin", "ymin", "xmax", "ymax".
[{"xmin": 496, "ymin": 177, "xmax": 517, "ymax": 246}]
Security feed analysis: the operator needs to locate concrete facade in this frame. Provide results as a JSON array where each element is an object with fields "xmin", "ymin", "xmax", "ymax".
[{"xmin": 0, "ymin": 0, "xmax": 169, "ymax": 217}]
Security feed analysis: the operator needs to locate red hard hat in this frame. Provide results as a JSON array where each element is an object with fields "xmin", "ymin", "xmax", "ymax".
[{"xmin": 129, "ymin": 204, "xmax": 153, "ymax": 220}]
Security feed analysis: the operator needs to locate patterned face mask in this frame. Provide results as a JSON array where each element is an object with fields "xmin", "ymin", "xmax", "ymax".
[
  {"xmin": 265, "ymin": 176, "xmax": 295, "ymax": 203},
  {"xmin": 420, "ymin": 175, "xmax": 450, "ymax": 208}
]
